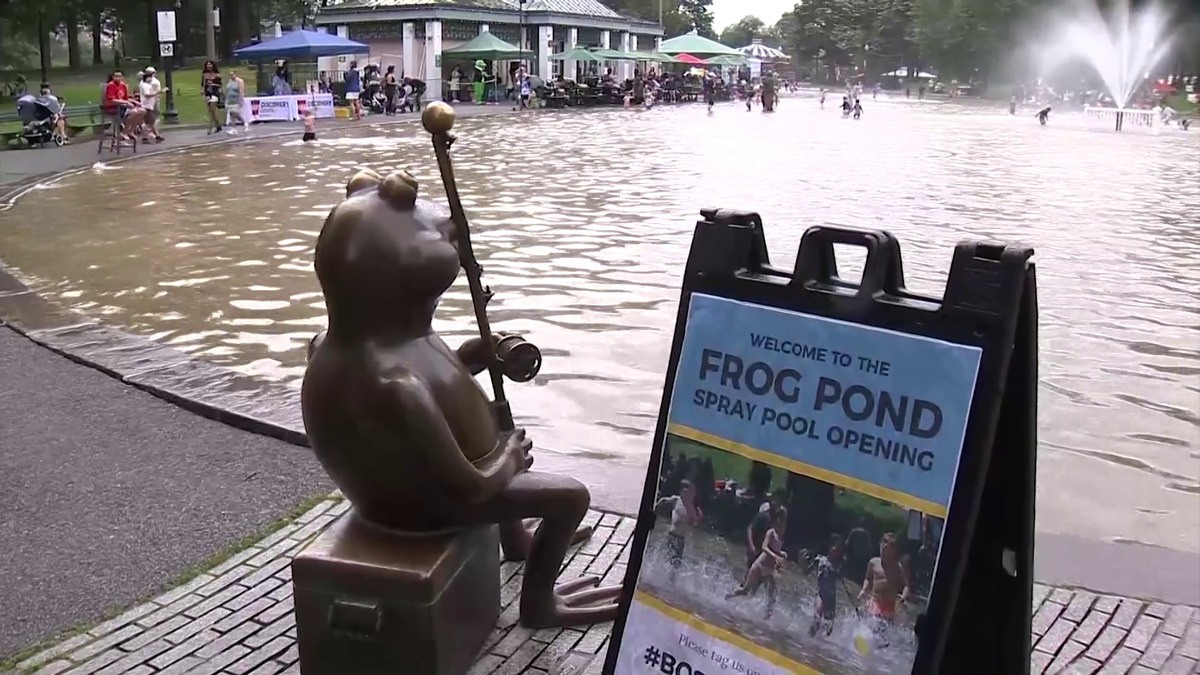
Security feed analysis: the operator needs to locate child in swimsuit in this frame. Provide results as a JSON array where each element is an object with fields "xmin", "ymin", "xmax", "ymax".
[
  {"xmin": 302, "ymin": 110, "xmax": 316, "ymax": 142},
  {"xmin": 654, "ymin": 480, "xmax": 702, "ymax": 585},
  {"xmin": 727, "ymin": 508, "xmax": 788, "ymax": 618}
]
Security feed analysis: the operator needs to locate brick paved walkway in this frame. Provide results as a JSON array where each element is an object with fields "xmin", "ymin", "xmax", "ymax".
[{"xmin": 11, "ymin": 495, "xmax": 1198, "ymax": 675}]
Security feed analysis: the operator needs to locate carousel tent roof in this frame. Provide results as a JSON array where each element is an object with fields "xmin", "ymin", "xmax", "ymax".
[
  {"xmin": 658, "ymin": 30, "xmax": 739, "ymax": 56},
  {"xmin": 736, "ymin": 39, "xmax": 788, "ymax": 61}
]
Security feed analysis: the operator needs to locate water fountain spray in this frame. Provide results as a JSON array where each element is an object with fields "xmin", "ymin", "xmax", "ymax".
[{"xmin": 1041, "ymin": 0, "xmax": 1176, "ymax": 130}]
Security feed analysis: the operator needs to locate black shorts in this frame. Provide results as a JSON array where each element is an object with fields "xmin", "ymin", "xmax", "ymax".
[
  {"xmin": 819, "ymin": 591, "xmax": 836, "ymax": 618},
  {"xmin": 666, "ymin": 532, "xmax": 685, "ymax": 568},
  {"xmin": 302, "ymin": 131, "xmax": 316, "ymax": 142}
]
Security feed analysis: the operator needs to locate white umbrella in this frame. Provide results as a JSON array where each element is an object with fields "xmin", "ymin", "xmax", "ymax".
[{"xmin": 737, "ymin": 39, "xmax": 789, "ymax": 62}]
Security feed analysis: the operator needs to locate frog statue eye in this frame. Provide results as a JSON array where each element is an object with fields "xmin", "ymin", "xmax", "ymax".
[
  {"xmin": 346, "ymin": 168, "xmax": 382, "ymax": 197},
  {"xmin": 378, "ymin": 170, "xmax": 419, "ymax": 211}
]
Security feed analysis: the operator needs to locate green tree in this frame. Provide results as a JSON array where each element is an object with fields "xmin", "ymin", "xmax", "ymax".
[
  {"xmin": 718, "ymin": 14, "xmax": 764, "ymax": 47},
  {"xmin": 679, "ymin": 0, "xmax": 714, "ymax": 37}
]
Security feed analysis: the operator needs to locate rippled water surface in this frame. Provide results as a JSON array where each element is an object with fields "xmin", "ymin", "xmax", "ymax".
[{"xmin": 1, "ymin": 98, "xmax": 1197, "ymax": 550}]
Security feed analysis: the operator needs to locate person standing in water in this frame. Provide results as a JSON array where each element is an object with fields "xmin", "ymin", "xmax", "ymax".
[
  {"xmin": 858, "ymin": 532, "xmax": 911, "ymax": 647},
  {"xmin": 1036, "ymin": 105, "xmax": 1051, "ymax": 125},
  {"xmin": 852, "ymin": 98, "xmax": 863, "ymax": 119},
  {"xmin": 728, "ymin": 508, "xmax": 788, "ymax": 618},
  {"xmin": 703, "ymin": 75, "xmax": 716, "ymax": 112},
  {"xmin": 301, "ymin": 109, "xmax": 317, "ymax": 142},
  {"xmin": 841, "ymin": 96, "xmax": 852, "ymax": 117},
  {"xmin": 819, "ymin": 88, "xmax": 827, "ymax": 109},
  {"xmin": 654, "ymin": 480, "xmax": 703, "ymax": 585},
  {"xmin": 1009, "ymin": 94, "xmax": 1018, "ymax": 115},
  {"xmin": 808, "ymin": 534, "xmax": 845, "ymax": 637}
]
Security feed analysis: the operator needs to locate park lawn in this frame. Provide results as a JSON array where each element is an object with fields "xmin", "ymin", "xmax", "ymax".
[
  {"xmin": 1166, "ymin": 93, "xmax": 1196, "ymax": 114},
  {"xmin": 1, "ymin": 65, "xmax": 215, "ymax": 132}
]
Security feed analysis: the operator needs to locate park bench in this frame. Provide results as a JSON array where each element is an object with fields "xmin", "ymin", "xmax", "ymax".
[{"xmin": 0, "ymin": 103, "xmax": 107, "ymax": 147}]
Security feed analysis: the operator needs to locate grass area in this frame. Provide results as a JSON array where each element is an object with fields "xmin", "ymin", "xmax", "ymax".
[
  {"xmin": 0, "ymin": 492, "xmax": 341, "ymax": 673},
  {"xmin": 2, "ymin": 62, "xmax": 225, "ymax": 134},
  {"xmin": 1166, "ymin": 92, "xmax": 1197, "ymax": 115}
]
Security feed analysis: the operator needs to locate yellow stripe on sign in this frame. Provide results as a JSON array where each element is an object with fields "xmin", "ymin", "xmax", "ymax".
[
  {"xmin": 634, "ymin": 590, "xmax": 822, "ymax": 674},
  {"xmin": 667, "ymin": 423, "xmax": 949, "ymax": 518}
]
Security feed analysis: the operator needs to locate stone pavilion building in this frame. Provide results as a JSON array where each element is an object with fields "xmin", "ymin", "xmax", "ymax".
[{"xmin": 314, "ymin": 0, "xmax": 663, "ymax": 89}]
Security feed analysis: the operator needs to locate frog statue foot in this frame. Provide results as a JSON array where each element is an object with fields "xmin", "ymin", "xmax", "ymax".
[{"xmin": 301, "ymin": 161, "xmax": 625, "ymax": 635}]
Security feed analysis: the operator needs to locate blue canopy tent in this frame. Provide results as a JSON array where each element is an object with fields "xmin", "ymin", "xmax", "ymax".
[{"xmin": 234, "ymin": 30, "xmax": 369, "ymax": 59}]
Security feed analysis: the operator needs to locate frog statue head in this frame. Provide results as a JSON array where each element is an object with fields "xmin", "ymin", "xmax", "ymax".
[{"xmin": 312, "ymin": 168, "xmax": 460, "ymax": 339}]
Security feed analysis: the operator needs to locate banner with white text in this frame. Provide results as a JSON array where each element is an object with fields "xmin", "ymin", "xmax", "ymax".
[{"xmin": 613, "ymin": 293, "xmax": 982, "ymax": 675}]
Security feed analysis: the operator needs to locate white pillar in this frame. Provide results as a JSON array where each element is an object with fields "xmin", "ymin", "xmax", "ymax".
[
  {"xmin": 618, "ymin": 31, "xmax": 630, "ymax": 80},
  {"xmin": 480, "ymin": 23, "xmax": 489, "ymax": 33},
  {"xmin": 537, "ymin": 25, "xmax": 552, "ymax": 79},
  {"xmin": 336, "ymin": 25, "xmax": 348, "ymax": 38},
  {"xmin": 599, "ymin": 30, "xmax": 611, "ymax": 77},
  {"xmin": 566, "ymin": 27, "xmax": 578, "ymax": 81},
  {"xmin": 655, "ymin": 36, "xmax": 662, "ymax": 51},
  {"xmin": 402, "ymin": 22, "xmax": 415, "ymax": 78},
  {"xmin": 629, "ymin": 34, "xmax": 639, "ymax": 76},
  {"xmin": 425, "ymin": 20, "xmax": 442, "ymax": 89}
]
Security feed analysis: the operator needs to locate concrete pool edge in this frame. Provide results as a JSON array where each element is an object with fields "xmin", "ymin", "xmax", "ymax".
[{"xmin": 0, "ymin": 113, "xmax": 1196, "ymax": 607}]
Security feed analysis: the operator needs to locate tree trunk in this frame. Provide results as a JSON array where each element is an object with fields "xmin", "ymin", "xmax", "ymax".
[
  {"xmin": 236, "ymin": 0, "xmax": 252, "ymax": 46},
  {"xmin": 67, "ymin": 8, "xmax": 82, "ymax": 70},
  {"xmin": 145, "ymin": 0, "xmax": 157, "ymax": 60},
  {"xmin": 92, "ymin": 11, "xmax": 104, "ymax": 64},
  {"xmin": 38, "ymin": 11, "xmax": 52, "ymax": 81},
  {"xmin": 178, "ymin": 0, "xmax": 192, "ymax": 59},
  {"xmin": 204, "ymin": 0, "xmax": 216, "ymax": 60}
]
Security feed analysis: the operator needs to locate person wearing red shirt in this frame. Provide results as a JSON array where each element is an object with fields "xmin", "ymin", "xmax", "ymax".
[{"xmin": 102, "ymin": 70, "xmax": 146, "ymax": 141}]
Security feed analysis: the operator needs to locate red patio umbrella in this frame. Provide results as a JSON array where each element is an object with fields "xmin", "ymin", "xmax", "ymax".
[
  {"xmin": 1153, "ymin": 80, "xmax": 1177, "ymax": 93},
  {"xmin": 675, "ymin": 53, "xmax": 707, "ymax": 65}
]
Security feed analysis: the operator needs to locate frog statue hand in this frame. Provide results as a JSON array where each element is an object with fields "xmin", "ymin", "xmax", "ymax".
[{"xmin": 301, "ymin": 168, "xmax": 623, "ymax": 628}]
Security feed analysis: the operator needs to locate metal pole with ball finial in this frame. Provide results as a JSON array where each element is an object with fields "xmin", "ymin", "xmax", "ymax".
[{"xmin": 423, "ymin": 102, "xmax": 541, "ymax": 433}]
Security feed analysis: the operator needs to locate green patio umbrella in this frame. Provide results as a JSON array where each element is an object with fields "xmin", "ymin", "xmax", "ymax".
[
  {"xmin": 658, "ymin": 30, "xmax": 740, "ymax": 57},
  {"xmin": 442, "ymin": 32, "xmax": 531, "ymax": 61},
  {"xmin": 704, "ymin": 54, "xmax": 748, "ymax": 67},
  {"xmin": 590, "ymin": 48, "xmax": 634, "ymax": 60},
  {"xmin": 550, "ymin": 47, "xmax": 604, "ymax": 62},
  {"xmin": 628, "ymin": 51, "xmax": 675, "ymax": 62}
]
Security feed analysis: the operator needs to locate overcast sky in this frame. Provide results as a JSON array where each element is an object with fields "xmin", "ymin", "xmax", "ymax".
[{"xmin": 710, "ymin": 0, "xmax": 795, "ymax": 32}]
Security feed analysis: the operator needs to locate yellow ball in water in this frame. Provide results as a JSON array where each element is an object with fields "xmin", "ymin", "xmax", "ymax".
[{"xmin": 854, "ymin": 633, "xmax": 872, "ymax": 656}]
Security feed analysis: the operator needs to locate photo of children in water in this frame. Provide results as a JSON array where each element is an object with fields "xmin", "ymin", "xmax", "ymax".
[{"xmin": 633, "ymin": 432, "xmax": 946, "ymax": 675}]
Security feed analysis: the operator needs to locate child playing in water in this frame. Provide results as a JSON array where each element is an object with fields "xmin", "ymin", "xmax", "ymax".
[
  {"xmin": 808, "ymin": 534, "xmax": 844, "ymax": 637},
  {"xmin": 654, "ymin": 480, "xmax": 703, "ymax": 585},
  {"xmin": 727, "ymin": 507, "xmax": 788, "ymax": 618},
  {"xmin": 852, "ymin": 98, "xmax": 863, "ymax": 119},
  {"xmin": 1036, "ymin": 105, "xmax": 1051, "ymax": 125},
  {"xmin": 841, "ymin": 96, "xmax": 852, "ymax": 118},
  {"xmin": 302, "ymin": 109, "xmax": 316, "ymax": 142}
]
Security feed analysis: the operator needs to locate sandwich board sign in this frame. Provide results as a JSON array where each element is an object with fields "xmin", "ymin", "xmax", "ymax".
[{"xmin": 603, "ymin": 210, "xmax": 1038, "ymax": 675}]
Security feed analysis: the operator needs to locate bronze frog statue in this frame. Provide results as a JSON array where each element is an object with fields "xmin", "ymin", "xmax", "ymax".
[{"xmin": 302, "ymin": 166, "xmax": 623, "ymax": 628}]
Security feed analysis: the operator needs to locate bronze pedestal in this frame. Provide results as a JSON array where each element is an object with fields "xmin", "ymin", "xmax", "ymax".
[{"xmin": 292, "ymin": 513, "xmax": 500, "ymax": 675}]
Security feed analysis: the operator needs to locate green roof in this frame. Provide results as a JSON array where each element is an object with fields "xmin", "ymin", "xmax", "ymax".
[{"xmin": 442, "ymin": 30, "xmax": 530, "ymax": 59}]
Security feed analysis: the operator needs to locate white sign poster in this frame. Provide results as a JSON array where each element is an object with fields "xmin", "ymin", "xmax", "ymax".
[
  {"xmin": 155, "ymin": 11, "xmax": 177, "ymax": 43},
  {"xmin": 244, "ymin": 97, "xmax": 295, "ymax": 122}
]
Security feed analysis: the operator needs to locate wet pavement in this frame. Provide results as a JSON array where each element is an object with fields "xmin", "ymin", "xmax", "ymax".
[
  {"xmin": 8, "ymin": 498, "xmax": 1199, "ymax": 675},
  {"xmin": 0, "ymin": 98, "xmax": 1196, "ymax": 554}
]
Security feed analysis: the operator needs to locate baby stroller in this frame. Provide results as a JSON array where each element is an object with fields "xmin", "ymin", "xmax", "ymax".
[
  {"xmin": 363, "ymin": 81, "xmax": 387, "ymax": 114},
  {"xmin": 16, "ymin": 94, "xmax": 65, "ymax": 147}
]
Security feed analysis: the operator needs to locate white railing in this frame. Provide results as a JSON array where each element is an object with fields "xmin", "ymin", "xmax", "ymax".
[{"xmin": 1083, "ymin": 106, "xmax": 1156, "ymax": 131}]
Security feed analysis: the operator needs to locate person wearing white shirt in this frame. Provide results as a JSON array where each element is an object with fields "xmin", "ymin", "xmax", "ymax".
[{"xmin": 138, "ymin": 67, "xmax": 164, "ymax": 142}]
